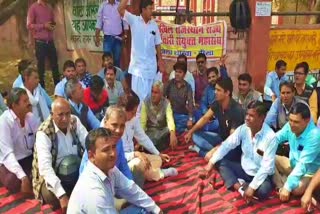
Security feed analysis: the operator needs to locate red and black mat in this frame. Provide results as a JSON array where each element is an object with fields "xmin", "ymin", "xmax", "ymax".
[
  {"xmin": 0, "ymin": 144, "xmax": 319, "ymax": 213},
  {"xmin": 144, "ymin": 144, "xmax": 320, "ymax": 214}
]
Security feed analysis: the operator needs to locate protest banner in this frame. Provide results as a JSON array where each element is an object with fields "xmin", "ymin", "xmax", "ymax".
[{"xmin": 268, "ymin": 29, "xmax": 320, "ymax": 71}]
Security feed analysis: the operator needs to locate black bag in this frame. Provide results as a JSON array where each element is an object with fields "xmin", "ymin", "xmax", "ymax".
[{"xmin": 229, "ymin": 0, "xmax": 251, "ymax": 31}]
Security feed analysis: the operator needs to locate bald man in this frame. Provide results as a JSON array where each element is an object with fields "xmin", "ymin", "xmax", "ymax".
[{"xmin": 32, "ymin": 98, "xmax": 88, "ymax": 212}]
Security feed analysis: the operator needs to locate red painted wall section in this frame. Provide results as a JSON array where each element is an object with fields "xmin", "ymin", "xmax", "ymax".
[{"xmin": 246, "ymin": 0, "xmax": 272, "ymax": 91}]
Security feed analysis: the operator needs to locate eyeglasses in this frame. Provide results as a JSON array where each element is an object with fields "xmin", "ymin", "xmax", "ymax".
[
  {"xmin": 294, "ymin": 72, "xmax": 305, "ymax": 76},
  {"xmin": 196, "ymin": 61, "xmax": 205, "ymax": 64}
]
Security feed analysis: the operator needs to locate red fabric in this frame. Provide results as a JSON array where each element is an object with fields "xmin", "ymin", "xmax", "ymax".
[
  {"xmin": 144, "ymin": 144, "xmax": 320, "ymax": 214},
  {"xmin": 83, "ymin": 88, "xmax": 108, "ymax": 112}
]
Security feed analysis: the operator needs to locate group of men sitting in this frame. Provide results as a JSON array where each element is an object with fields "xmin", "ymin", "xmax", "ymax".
[{"xmin": 0, "ymin": 52, "xmax": 320, "ymax": 213}]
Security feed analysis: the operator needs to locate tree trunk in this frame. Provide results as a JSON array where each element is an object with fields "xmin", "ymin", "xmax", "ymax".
[
  {"xmin": 0, "ymin": 0, "xmax": 25, "ymax": 25},
  {"xmin": 309, "ymin": 0, "xmax": 320, "ymax": 23}
]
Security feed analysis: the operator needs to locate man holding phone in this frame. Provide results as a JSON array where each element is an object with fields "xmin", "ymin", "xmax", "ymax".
[{"xmin": 27, "ymin": 0, "xmax": 60, "ymax": 89}]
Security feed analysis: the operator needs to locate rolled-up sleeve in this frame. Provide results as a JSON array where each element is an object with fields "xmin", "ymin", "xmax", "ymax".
[
  {"xmin": 95, "ymin": 3, "xmax": 104, "ymax": 29},
  {"xmin": 284, "ymin": 131, "xmax": 320, "ymax": 192}
]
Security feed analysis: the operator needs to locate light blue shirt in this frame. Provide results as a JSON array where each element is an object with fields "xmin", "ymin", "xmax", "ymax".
[
  {"xmin": 69, "ymin": 100, "xmax": 100, "ymax": 130},
  {"xmin": 13, "ymin": 75, "xmax": 52, "ymax": 107},
  {"xmin": 54, "ymin": 77, "xmax": 68, "ymax": 97},
  {"xmin": 263, "ymin": 71, "xmax": 289, "ymax": 101},
  {"xmin": 276, "ymin": 121, "xmax": 320, "ymax": 192},
  {"xmin": 97, "ymin": 66, "xmax": 126, "ymax": 83},
  {"xmin": 67, "ymin": 161, "xmax": 160, "ymax": 214},
  {"xmin": 210, "ymin": 123, "xmax": 277, "ymax": 190}
]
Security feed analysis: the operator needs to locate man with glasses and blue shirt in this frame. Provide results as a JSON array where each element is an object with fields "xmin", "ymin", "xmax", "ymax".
[{"xmin": 0, "ymin": 88, "xmax": 40, "ymax": 195}]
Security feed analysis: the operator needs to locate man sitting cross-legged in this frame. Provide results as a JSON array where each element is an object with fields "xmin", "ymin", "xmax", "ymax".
[
  {"xmin": 67, "ymin": 128, "xmax": 162, "ymax": 214},
  {"xmin": 273, "ymin": 102, "xmax": 320, "ymax": 202},
  {"xmin": 141, "ymin": 81, "xmax": 177, "ymax": 151},
  {"xmin": 185, "ymin": 78, "xmax": 245, "ymax": 160},
  {"xmin": 121, "ymin": 90, "xmax": 178, "ymax": 181},
  {"xmin": 165, "ymin": 61, "xmax": 193, "ymax": 134},
  {"xmin": 0, "ymin": 88, "xmax": 40, "ymax": 194},
  {"xmin": 32, "ymin": 98, "xmax": 88, "ymax": 212},
  {"xmin": 201, "ymin": 101, "xmax": 277, "ymax": 202}
]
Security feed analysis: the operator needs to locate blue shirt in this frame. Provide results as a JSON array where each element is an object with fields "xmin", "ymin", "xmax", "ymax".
[
  {"xmin": 263, "ymin": 71, "xmax": 289, "ymax": 101},
  {"xmin": 79, "ymin": 139, "xmax": 133, "ymax": 180},
  {"xmin": 97, "ymin": 66, "xmax": 126, "ymax": 83},
  {"xmin": 54, "ymin": 78, "xmax": 68, "ymax": 97},
  {"xmin": 200, "ymin": 84, "xmax": 215, "ymax": 115},
  {"xmin": 219, "ymin": 65, "xmax": 229, "ymax": 79},
  {"xmin": 276, "ymin": 121, "xmax": 320, "ymax": 192},
  {"xmin": 69, "ymin": 100, "xmax": 100, "ymax": 130}
]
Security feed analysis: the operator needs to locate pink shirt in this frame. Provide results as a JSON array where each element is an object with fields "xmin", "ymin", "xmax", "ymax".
[{"xmin": 27, "ymin": 2, "xmax": 54, "ymax": 41}]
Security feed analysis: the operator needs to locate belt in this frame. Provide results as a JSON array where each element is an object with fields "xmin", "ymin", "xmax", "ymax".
[{"xmin": 35, "ymin": 39, "xmax": 53, "ymax": 44}]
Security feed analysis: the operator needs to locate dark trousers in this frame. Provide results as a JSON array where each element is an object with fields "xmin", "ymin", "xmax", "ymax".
[
  {"xmin": 217, "ymin": 158, "xmax": 273, "ymax": 200},
  {"xmin": 146, "ymin": 127, "xmax": 170, "ymax": 152},
  {"xmin": 35, "ymin": 40, "xmax": 60, "ymax": 88},
  {"xmin": 0, "ymin": 155, "xmax": 33, "ymax": 193}
]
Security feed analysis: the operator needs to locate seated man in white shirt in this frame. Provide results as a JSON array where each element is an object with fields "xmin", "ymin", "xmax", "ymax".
[
  {"xmin": 54, "ymin": 60, "xmax": 77, "ymax": 98},
  {"xmin": 201, "ymin": 101, "xmax": 277, "ymax": 202},
  {"xmin": 121, "ymin": 90, "xmax": 178, "ymax": 181},
  {"xmin": 169, "ymin": 54, "xmax": 195, "ymax": 94},
  {"xmin": 32, "ymin": 98, "xmax": 88, "ymax": 212},
  {"xmin": 19, "ymin": 67, "xmax": 51, "ymax": 122},
  {"xmin": 68, "ymin": 128, "xmax": 162, "ymax": 214},
  {"xmin": 0, "ymin": 88, "xmax": 39, "ymax": 194}
]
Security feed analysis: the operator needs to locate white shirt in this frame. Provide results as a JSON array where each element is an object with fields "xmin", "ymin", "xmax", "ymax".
[
  {"xmin": 35, "ymin": 116, "xmax": 88, "ymax": 198},
  {"xmin": 209, "ymin": 123, "xmax": 277, "ymax": 190},
  {"xmin": 124, "ymin": 10, "xmax": 162, "ymax": 80},
  {"xmin": 68, "ymin": 161, "xmax": 160, "ymax": 214},
  {"xmin": 122, "ymin": 116, "xmax": 160, "ymax": 161},
  {"xmin": 0, "ymin": 110, "xmax": 39, "ymax": 179}
]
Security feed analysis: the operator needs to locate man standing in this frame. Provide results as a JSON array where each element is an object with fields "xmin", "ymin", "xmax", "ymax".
[
  {"xmin": 27, "ymin": 0, "xmax": 60, "ymax": 89},
  {"xmin": 141, "ymin": 81, "xmax": 177, "ymax": 151},
  {"xmin": 118, "ymin": 0, "xmax": 165, "ymax": 101},
  {"xmin": 233, "ymin": 73, "xmax": 262, "ymax": 111},
  {"xmin": 0, "ymin": 88, "xmax": 39, "ymax": 194},
  {"xmin": 68, "ymin": 128, "xmax": 161, "ymax": 214},
  {"xmin": 273, "ymin": 103, "xmax": 320, "ymax": 202},
  {"xmin": 32, "ymin": 98, "xmax": 88, "ymax": 211},
  {"xmin": 95, "ymin": 0, "xmax": 129, "ymax": 67}
]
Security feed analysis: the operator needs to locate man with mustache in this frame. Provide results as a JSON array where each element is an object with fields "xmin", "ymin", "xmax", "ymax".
[{"xmin": 0, "ymin": 88, "xmax": 39, "ymax": 194}]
